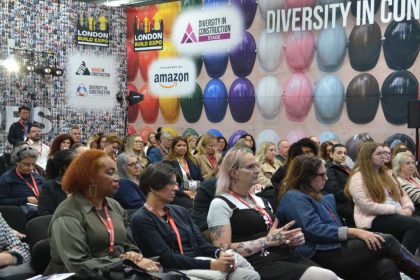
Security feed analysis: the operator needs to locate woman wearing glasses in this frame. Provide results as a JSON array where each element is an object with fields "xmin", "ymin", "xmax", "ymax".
[
  {"xmin": 131, "ymin": 163, "xmax": 260, "ymax": 280},
  {"xmin": 0, "ymin": 145, "xmax": 45, "ymax": 218},
  {"xmin": 123, "ymin": 135, "xmax": 150, "ymax": 169},
  {"xmin": 278, "ymin": 154, "xmax": 420, "ymax": 280},
  {"xmin": 113, "ymin": 153, "xmax": 146, "ymax": 209},
  {"xmin": 345, "ymin": 142, "xmax": 420, "ymax": 256},
  {"xmin": 207, "ymin": 148, "xmax": 338, "ymax": 280}
]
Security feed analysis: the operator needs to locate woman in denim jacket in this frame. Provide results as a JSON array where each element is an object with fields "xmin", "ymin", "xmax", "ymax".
[{"xmin": 277, "ymin": 154, "xmax": 420, "ymax": 280}]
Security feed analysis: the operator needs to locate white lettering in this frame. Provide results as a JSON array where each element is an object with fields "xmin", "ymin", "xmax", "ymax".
[
  {"xmin": 267, "ymin": 10, "xmax": 276, "ymax": 33},
  {"xmin": 381, "ymin": 0, "xmax": 393, "ymax": 23}
]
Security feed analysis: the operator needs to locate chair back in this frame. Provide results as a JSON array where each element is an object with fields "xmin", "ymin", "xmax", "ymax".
[
  {"xmin": 31, "ymin": 239, "xmax": 51, "ymax": 275},
  {"xmin": 0, "ymin": 205, "xmax": 27, "ymax": 234},
  {"xmin": 26, "ymin": 214, "xmax": 53, "ymax": 248}
]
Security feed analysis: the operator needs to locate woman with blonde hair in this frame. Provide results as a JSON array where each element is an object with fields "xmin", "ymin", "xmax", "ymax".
[
  {"xmin": 345, "ymin": 142, "xmax": 420, "ymax": 255},
  {"xmin": 195, "ymin": 133, "xmax": 220, "ymax": 180},
  {"xmin": 124, "ymin": 135, "xmax": 150, "ymax": 169},
  {"xmin": 393, "ymin": 152, "xmax": 420, "ymax": 215},
  {"xmin": 255, "ymin": 141, "xmax": 282, "ymax": 188}
]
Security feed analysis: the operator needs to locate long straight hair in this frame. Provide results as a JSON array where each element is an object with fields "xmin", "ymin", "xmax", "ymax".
[{"xmin": 165, "ymin": 136, "xmax": 197, "ymax": 165}]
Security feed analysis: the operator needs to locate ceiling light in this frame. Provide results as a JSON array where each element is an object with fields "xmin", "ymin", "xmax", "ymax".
[
  {"xmin": 1, "ymin": 55, "xmax": 20, "ymax": 73},
  {"xmin": 104, "ymin": 0, "xmax": 130, "ymax": 6}
]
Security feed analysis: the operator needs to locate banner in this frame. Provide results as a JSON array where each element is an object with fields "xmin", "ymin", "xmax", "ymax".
[{"xmin": 76, "ymin": 14, "xmax": 110, "ymax": 47}]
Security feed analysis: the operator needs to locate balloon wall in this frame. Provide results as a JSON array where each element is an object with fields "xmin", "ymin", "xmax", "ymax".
[{"xmin": 127, "ymin": 1, "xmax": 420, "ymax": 145}]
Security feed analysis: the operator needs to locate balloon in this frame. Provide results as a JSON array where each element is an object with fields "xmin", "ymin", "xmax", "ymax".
[
  {"xmin": 159, "ymin": 96, "xmax": 180, "ymax": 123},
  {"xmin": 384, "ymin": 133, "xmax": 416, "ymax": 155},
  {"xmin": 346, "ymin": 133, "xmax": 374, "ymax": 161},
  {"xmin": 180, "ymin": 83, "xmax": 203, "ymax": 123},
  {"xmin": 127, "ymin": 84, "xmax": 140, "ymax": 123},
  {"xmin": 256, "ymin": 76, "xmax": 283, "ymax": 120},
  {"xmin": 207, "ymin": 129, "xmax": 223, "ymax": 137},
  {"xmin": 259, "ymin": 0, "xmax": 285, "ymax": 21},
  {"xmin": 316, "ymin": 26, "xmax": 347, "ymax": 72},
  {"xmin": 287, "ymin": 129, "xmax": 307, "ymax": 144},
  {"xmin": 138, "ymin": 84, "xmax": 159, "ymax": 124},
  {"xmin": 154, "ymin": 2, "xmax": 180, "ymax": 36},
  {"xmin": 230, "ymin": 31, "xmax": 257, "ymax": 77},
  {"xmin": 381, "ymin": 70, "xmax": 419, "ymax": 124},
  {"xmin": 138, "ymin": 50, "xmax": 158, "ymax": 82},
  {"xmin": 351, "ymin": 0, "xmax": 380, "ymax": 16},
  {"xmin": 346, "ymin": 73, "xmax": 380, "ymax": 124},
  {"xmin": 127, "ymin": 42, "xmax": 139, "ymax": 82},
  {"xmin": 228, "ymin": 130, "xmax": 248, "ymax": 148},
  {"xmin": 314, "ymin": 75, "xmax": 345, "ymax": 124},
  {"xmin": 258, "ymin": 30, "xmax": 284, "ymax": 72},
  {"xmin": 285, "ymin": 0, "xmax": 315, "ymax": 9},
  {"xmin": 183, "ymin": 128, "xmax": 199, "ymax": 137},
  {"xmin": 348, "ymin": 22, "xmax": 382, "ymax": 72},
  {"xmin": 181, "ymin": 0, "xmax": 202, "ymax": 10},
  {"xmin": 128, "ymin": 124, "xmax": 137, "ymax": 135},
  {"xmin": 204, "ymin": 0, "xmax": 229, "ymax": 7},
  {"xmin": 256, "ymin": 129, "xmax": 280, "ymax": 148},
  {"xmin": 320, "ymin": 131, "xmax": 341, "ymax": 144},
  {"xmin": 231, "ymin": 0, "xmax": 257, "ymax": 29},
  {"xmin": 203, "ymin": 52, "xmax": 229, "ymax": 78},
  {"xmin": 383, "ymin": 20, "xmax": 420, "ymax": 70},
  {"xmin": 159, "ymin": 40, "xmax": 178, "ymax": 59},
  {"xmin": 285, "ymin": 31, "xmax": 315, "ymax": 73},
  {"xmin": 203, "ymin": 79, "xmax": 228, "ymax": 123},
  {"xmin": 161, "ymin": 127, "xmax": 178, "ymax": 137},
  {"xmin": 140, "ymin": 126, "xmax": 155, "ymax": 142},
  {"xmin": 284, "ymin": 73, "xmax": 313, "ymax": 122},
  {"xmin": 229, "ymin": 78, "xmax": 255, "ymax": 123}
]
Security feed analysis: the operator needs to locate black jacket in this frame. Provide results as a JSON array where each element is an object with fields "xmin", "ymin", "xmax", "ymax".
[
  {"xmin": 38, "ymin": 177, "xmax": 67, "ymax": 216},
  {"xmin": 7, "ymin": 121, "xmax": 31, "ymax": 146},
  {"xmin": 131, "ymin": 204, "xmax": 218, "ymax": 270},
  {"xmin": 191, "ymin": 177, "xmax": 217, "ymax": 231}
]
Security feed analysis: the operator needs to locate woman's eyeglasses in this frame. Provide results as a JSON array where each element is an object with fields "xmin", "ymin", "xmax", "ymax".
[{"xmin": 127, "ymin": 161, "xmax": 141, "ymax": 167}]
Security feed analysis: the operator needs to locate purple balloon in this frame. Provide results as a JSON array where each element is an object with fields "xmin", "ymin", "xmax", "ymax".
[
  {"xmin": 230, "ymin": 31, "xmax": 257, "ymax": 77},
  {"xmin": 229, "ymin": 78, "xmax": 255, "ymax": 123},
  {"xmin": 230, "ymin": 0, "xmax": 257, "ymax": 29},
  {"xmin": 228, "ymin": 130, "xmax": 248, "ymax": 148}
]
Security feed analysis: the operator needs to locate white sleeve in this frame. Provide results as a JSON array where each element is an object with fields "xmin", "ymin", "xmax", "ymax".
[{"xmin": 207, "ymin": 198, "xmax": 233, "ymax": 228}]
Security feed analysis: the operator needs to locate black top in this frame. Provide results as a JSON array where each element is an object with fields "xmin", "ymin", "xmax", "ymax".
[
  {"xmin": 191, "ymin": 177, "xmax": 217, "ymax": 231},
  {"xmin": 38, "ymin": 177, "xmax": 67, "ymax": 216},
  {"xmin": 7, "ymin": 121, "xmax": 31, "ymax": 146}
]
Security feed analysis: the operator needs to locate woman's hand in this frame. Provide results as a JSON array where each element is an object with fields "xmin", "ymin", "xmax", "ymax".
[
  {"xmin": 120, "ymin": 251, "xmax": 143, "ymax": 263},
  {"xmin": 210, "ymin": 252, "xmax": 235, "ymax": 272},
  {"xmin": 398, "ymin": 208, "xmax": 413, "ymax": 216},
  {"xmin": 249, "ymin": 184, "xmax": 264, "ymax": 194},
  {"xmin": 350, "ymin": 228, "xmax": 385, "ymax": 251},
  {"xmin": 27, "ymin": 196, "xmax": 38, "ymax": 204},
  {"xmin": 136, "ymin": 258, "xmax": 160, "ymax": 272},
  {"xmin": 266, "ymin": 220, "xmax": 302, "ymax": 247},
  {"xmin": 288, "ymin": 230, "xmax": 305, "ymax": 247},
  {"xmin": 184, "ymin": 190, "xmax": 196, "ymax": 200}
]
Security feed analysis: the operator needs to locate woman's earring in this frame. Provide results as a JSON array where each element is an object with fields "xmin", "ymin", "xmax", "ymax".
[{"xmin": 88, "ymin": 182, "xmax": 97, "ymax": 197}]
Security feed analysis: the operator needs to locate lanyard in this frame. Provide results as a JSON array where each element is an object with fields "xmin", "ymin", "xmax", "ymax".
[
  {"xmin": 96, "ymin": 203, "xmax": 115, "ymax": 254},
  {"xmin": 229, "ymin": 190, "xmax": 273, "ymax": 228},
  {"xmin": 145, "ymin": 203, "xmax": 184, "ymax": 255},
  {"xmin": 323, "ymin": 204, "xmax": 338, "ymax": 223},
  {"xmin": 16, "ymin": 169, "xmax": 39, "ymax": 197},
  {"xmin": 206, "ymin": 154, "xmax": 217, "ymax": 169}
]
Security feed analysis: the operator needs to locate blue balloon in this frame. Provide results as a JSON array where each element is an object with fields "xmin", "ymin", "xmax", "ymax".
[
  {"xmin": 229, "ymin": 78, "xmax": 255, "ymax": 123},
  {"xmin": 207, "ymin": 129, "xmax": 223, "ymax": 137},
  {"xmin": 203, "ymin": 52, "xmax": 229, "ymax": 78},
  {"xmin": 227, "ymin": 130, "xmax": 248, "ymax": 148},
  {"xmin": 320, "ymin": 131, "xmax": 341, "ymax": 144},
  {"xmin": 203, "ymin": 79, "xmax": 228, "ymax": 123},
  {"xmin": 316, "ymin": 26, "xmax": 347, "ymax": 72},
  {"xmin": 204, "ymin": 0, "xmax": 228, "ymax": 7},
  {"xmin": 230, "ymin": 0, "xmax": 257, "ymax": 29},
  {"xmin": 314, "ymin": 75, "xmax": 345, "ymax": 124},
  {"xmin": 230, "ymin": 31, "xmax": 257, "ymax": 77}
]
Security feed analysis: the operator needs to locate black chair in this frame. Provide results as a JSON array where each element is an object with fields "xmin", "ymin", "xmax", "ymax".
[
  {"xmin": 0, "ymin": 205, "xmax": 27, "ymax": 234},
  {"xmin": 31, "ymin": 239, "xmax": 51, "ymax": 275},
  {"xmin": 26, "ymin": 215, "xmax": 53, "ymax": 249}
]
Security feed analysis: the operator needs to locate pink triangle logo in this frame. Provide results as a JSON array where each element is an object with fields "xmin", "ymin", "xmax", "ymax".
[{"xmin": 181, "ymin": 23, "xmax": 198, "ymax": 44}]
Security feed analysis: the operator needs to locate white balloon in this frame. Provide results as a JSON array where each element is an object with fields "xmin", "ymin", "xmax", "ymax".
[
  {"xmin": 259, "ymin": 0, "xmax": 285, "ymax": 20},
  {"xmin": 258, "ymin": 30, "xmax": 284, "ymax": 72},
  {"xmin": 256, "ymin": 76, "xmax": 283, "ymax": 120},
  {"xmin": 256, "ymin": 129, "xmax": 280, "ymax": 149}
]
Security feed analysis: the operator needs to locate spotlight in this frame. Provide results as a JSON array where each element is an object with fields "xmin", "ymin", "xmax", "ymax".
[
  {"xmin": 23, "ymin": 63, "xmax": 35, "ymax": 73},
  {"xmin": 51, "ymin": 59, "xmax": 64, "ymax": 77},
  {"xmin": 1, "ymin": 55, "xmax": 20, "ymax": 73},
  {"xmin": 35, "ymin": 66, "xmax": 52, "ymax": 75}
]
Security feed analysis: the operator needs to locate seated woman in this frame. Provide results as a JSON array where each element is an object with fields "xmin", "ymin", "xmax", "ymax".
[
  {"xmin": 123, "ymin": 135, "xmax": 150, "ymax": 169},
  {"xmin": 0, "ymin": 145, "xmax": 45, "ymax": 219},
  {"xmin": 278, "ymin": 154, "xmax": 420, "ymax": 280},
  {"xmin": 163, "ymin": 136, "xmax": 204, "ymax": 209},
  {"xmin": 323, "ymin": 144, "xmax": 354, "ymax": 226},
  {"xmin": 45, "ymin": 150, "xmax": 159, "ymax": 276},
  {"xmin": 345, "ymin": 142, "xmax": 420, "ymax": 255},
  {"xmin": 255, "ymin": 141, "xmax": 282, "ymax": 188},
  {"xmin": 207, "ymin": 147, "xmax": 338, "ymax": 280},
  {"xmin": 131, "ymin": 163, "xmax": 260, "ymax": 280},
  {"xmin": 45, "ymin": 134, "xmax": 74, "ymax": 179},
  {"xmin": 393, "ymin": 152, "xmax": 420, "ymax": 216},
  {"xmin": 38, "ymin": 149, "xmax": 75, "ymax": 216},
  {"xmin": 195, "ymin": 133, "xmax": 221, "ymax": 180},
  {"xmin": 320, "ymin": 141, "xmax": 333, "ymax": 162},
  {"xmin": 113, "ymin": 153, "xmax": 146, "ymax": 210},
  {"xmin": 0, "ymin": 213, "xmax": 32, "ymax": 279}
]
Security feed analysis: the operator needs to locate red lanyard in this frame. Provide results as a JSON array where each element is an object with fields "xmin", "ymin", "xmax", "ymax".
[
  {"xmin": 145, "ymin": 203, "xmax": 184, "ymax": 255},
  {"xmin": 97, "ymin": 203, "xmax": 115, "ymax": 254},
  {"xmin": 16, "ymin": 169, "xmax": 39, "ymax": 197},
  {"xmin": 229, "ymin": 190, "xmax": 273, "ymax": 227},
  {"xmin": 323, "ymin": 204, "xmax": 337, "ymax": 223},
  {"xmin": 206, "ymin": 154, "xmax": 217, "ymax": 169}
]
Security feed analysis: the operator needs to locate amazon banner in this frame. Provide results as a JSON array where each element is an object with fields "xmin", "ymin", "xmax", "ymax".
[{"xmin": 126, "ymin": 0, "xmax": 420, "ymax": 156}]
